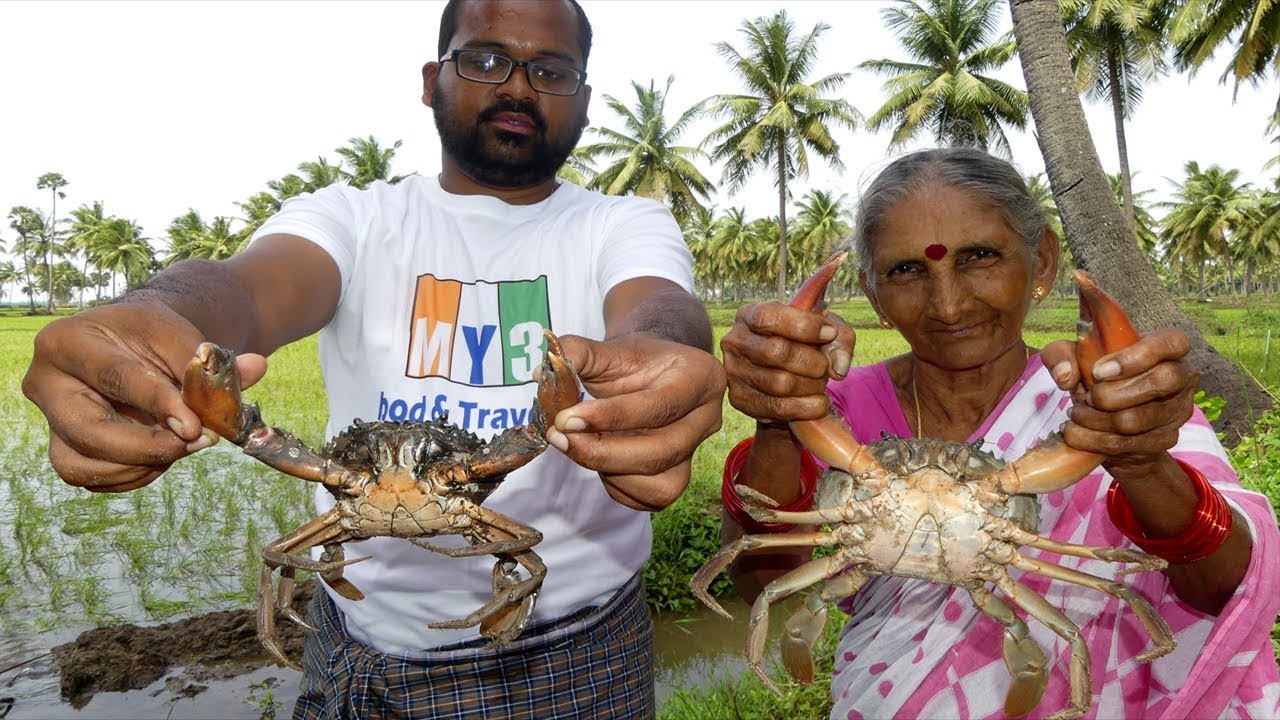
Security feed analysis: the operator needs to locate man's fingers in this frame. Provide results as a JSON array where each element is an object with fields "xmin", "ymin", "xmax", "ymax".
[
  {"xmin": 29, "ymin": 347, "xmax": 202, "ymax": 442},
  {"xmin": 599, "ymin": 460, "xmax": 693, "ymax": 512},
  {"xmin": 235, "ymin": 353, "xmax": 269, "ymax": 390},
  {"xmin": 553, "ymin": 404, "xmax": 719, "ymax": 475},
  {"xmin": 47, "ymin": 432, "xmax": 172, "ymax": 492},
  {"xmin": 34, "ymin": 369, "xmax": 191, "ymax": 466}
]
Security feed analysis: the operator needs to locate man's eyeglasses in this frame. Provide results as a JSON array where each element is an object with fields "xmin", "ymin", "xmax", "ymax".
[{"xmin": 440, "ymin": 49, "xmax": 585, "ymax": 97}]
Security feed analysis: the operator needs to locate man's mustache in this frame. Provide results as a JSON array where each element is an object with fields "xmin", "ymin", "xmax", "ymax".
[{"xmin": 478, "ymin": 100, "xmax": 547, "ymax": 132}]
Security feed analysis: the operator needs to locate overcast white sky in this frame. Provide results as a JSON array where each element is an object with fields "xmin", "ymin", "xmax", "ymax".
[{"xmin": 1, "ymin": 0, "xmax": 1276, "ymax": 254}]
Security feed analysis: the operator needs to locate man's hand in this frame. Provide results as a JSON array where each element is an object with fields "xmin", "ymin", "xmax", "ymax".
[
  {"xmin": 544, "ymin": 333, "xmax": 726, "ymax": 511},
  {"xmin": 22, "ymin": 302, "xmax": 267, "ymax": 492}
]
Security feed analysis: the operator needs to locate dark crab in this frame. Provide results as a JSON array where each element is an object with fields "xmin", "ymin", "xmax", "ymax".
[
  {"xmin": 182, "ymin": 330, "xmax": 581, "ymax": 669},
  {"xmin": 692, "ymin": 255, "xmax": 1175, "ymax": 720}
]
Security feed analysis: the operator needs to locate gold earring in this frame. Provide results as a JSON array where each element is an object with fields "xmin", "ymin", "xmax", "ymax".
[
  {"xmin": 1032, "ymin": 286, "xmax": 1047, "ymax": 301},
  {"xmin": 879, "ymin": 317, "xmax": 893, "ymax": 329}
]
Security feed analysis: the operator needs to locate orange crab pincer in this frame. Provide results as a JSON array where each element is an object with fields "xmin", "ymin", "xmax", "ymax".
[
  {"xmin": 182, "ymin": 331, "xmax": 582, "ymax": 669},
  {"xmin": 691, "ymin": 255, "xmax": 1174, "ymax": 720}
]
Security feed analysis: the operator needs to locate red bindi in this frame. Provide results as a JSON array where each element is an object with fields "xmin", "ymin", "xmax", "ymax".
[{"xmin": 924, "ymin": 244, "xmax": 948, "ymax": 261}]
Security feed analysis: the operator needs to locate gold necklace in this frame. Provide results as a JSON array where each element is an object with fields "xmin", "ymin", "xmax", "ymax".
[{"xmin": 911, "ymin": 343, "xmax": 1032, "ymax": 439}]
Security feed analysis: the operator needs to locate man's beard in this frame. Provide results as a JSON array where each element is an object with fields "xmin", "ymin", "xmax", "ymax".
[{"xmin": 432, "ymin": 85, "xmax": 586, "ymax": 188}]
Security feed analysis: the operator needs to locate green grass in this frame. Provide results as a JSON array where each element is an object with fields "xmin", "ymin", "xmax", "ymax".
[{"xmin": 3, "ymin": 297, "xmax": 1280, "ymax": 714}]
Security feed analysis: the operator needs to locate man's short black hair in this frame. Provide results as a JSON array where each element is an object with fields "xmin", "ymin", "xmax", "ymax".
[{"xmin": 436, "ymin": 0, "xmax": 593, "ymax": 66}]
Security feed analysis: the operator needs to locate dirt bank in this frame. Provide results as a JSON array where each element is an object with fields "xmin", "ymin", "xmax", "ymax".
[{"xmin": 52, "ymin": 582, "xmax": 313, "ymax": 708}]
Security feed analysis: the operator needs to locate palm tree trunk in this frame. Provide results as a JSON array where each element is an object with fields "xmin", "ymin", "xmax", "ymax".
[
  {"xmin": 21, "ymin": 241, "xmax": 35, "ymax": 314},
  {"xmin": 775, "ymin": 133, "xmax": 789, "ymax": 301},
  {"xmin": 46, "ymin": 192, "xmax": 56, "ymax": 313},
  {"xmin": 1107, "ymin": 49, "xmax": 1135, "ymax": 230},
  {"xmin": 1010, "ymin": 0, "xmax": 1272, "ymax": 445}
]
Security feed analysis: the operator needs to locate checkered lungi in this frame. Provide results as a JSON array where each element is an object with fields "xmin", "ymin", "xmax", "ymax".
[{"xmin": 292, "ymin": 571, "xmax": 654, "ymax": 720}]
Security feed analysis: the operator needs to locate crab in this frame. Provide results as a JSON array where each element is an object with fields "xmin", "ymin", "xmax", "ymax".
[
  {"xmin": 181, "ymin": 330, "xmax": 581, "ymax": 669},
  {"xmin": 691, "ymin": 254, "xmax": 1176, "ymax": 720}
]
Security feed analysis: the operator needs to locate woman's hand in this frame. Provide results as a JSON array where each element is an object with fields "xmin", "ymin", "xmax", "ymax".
[
  {"xmin": 720, "ymin": 301, "xmax": 854, "ymax": 425},
  {"xmin": 1041, "ymin": 327, "xmax": 1198, "ymax": 473}
]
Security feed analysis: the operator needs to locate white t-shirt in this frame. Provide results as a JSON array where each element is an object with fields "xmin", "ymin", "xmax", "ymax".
[{"xmin": 252, "ymin": 175, "xmax": 694, "ymax": 654}]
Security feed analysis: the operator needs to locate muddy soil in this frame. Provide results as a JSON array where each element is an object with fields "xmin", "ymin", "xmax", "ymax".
[{"xmin": 51, "ymin": 582, "xmax": 313, "ymax": 709}]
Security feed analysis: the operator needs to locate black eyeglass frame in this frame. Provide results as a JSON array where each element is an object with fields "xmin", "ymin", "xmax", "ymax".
[{"xmin": 439, "ymin": 49, "xmax": 587, "ymax": 97}]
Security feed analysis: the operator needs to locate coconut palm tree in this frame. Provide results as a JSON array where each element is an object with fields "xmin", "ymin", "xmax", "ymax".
[
  {"xmin": 1062, "ymin": 0, "xmax": 1169, "ymax": 226},
  {"xmin": 710, "ymin": 207, "xmax": 763, "ymax": 301},
  {"xmin": 681, "ymin": 204, "xmax": 720, "ymax": 299},
  {"xmin": 297, "ymin": 157, "xmax": 345, "ymax": 192},
  {"xmin": 8, "ymin": 205, "xmax": 45, "ymax": 313},
  {"xmin": 337, "ymin": 136, "xmax": 410, "ymax": 189},
  {"xmin": 1167, "ymin": 0, "xmax": 1280, "ymax": 115},
  {"xmin": 1009, "ymin": 0, "xmax": 1271, "ymax": 442},
  {"xmin": 1232, "ymin": 186, "xmax": 1280, "ymax": 295},
  {"xmin": 1160, "ymin": 161, "xmax": 1252, "ymax": 299},
  {"xmin": 0, "ymin": 260, "xmax": 18, "ymax": 305},
  {"xmin": 860, "ymin": 0, "xmax": 1028, "ymax": 154},
  {"xmin": 68, "ymin": 201, "xmax": 109, "ymax": 309},
  {"xmin": 91, "ymin": 218, "xmax": 153, "ymax": 296},
  {"xmin": 36, "ymin": 172, "xmax": 68, "ymax": 312},
  {"xmin": 789, "ymin": 189, "xmax": 853, "ymax": 291},
  {"xmin": 702, "ymin": 10, "xmax": 861, "ymax": 300},
  {"xmin": 165, "ymin": 210, "xmax": 237, "ymax": 263},
  {"xmin": 574, "ymin": 76, "xmax": 715, "ymax": 228}
]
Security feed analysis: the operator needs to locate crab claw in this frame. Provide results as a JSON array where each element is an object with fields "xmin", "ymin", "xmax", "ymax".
[
  {"xmin": 785, "ymin": 251, "xmax": 884, "ymax": 478},
  {"xmin": 182, "ymin": 342, "xmax": 254, "ymax": 444},
  {"xmin": 1074, "ymin": 269, "xmax": 1141, "ymax": 388},
  {"xmin": 532, "ymin": 331, "xmax": 582, "ymax": 437},
  {"xmin": 465, "ymin": 331, "xmax": 582, "ymax": 478},
  {"xmin": 991, "ymin": 271, "xmax": 1143, "ymax": 494}
]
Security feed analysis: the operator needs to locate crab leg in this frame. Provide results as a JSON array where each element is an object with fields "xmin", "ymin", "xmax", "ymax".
[
  {"xmin": 690, "ymin": 531, "xmax": 844, "ymax": 619},
  {"xmin": 990, "ymin": 270, "xmax": 1142, "ymax": 494},
  {"xmin": 426, "ymin": 507, "xmax": 547, "ymax": 641},
  {"xmin": 741, "ymin": 552, "xmax": 856, "ymax": 696},
  {"xmin": 1010, "ymin": 554, "xmax": 1175, "ymax": 662},
  {"xmin": 780, "ymin": 571, "xmax": 864, "ymax": 685},
  {"xmin": 968, "ymin": 585, "xmax": 1049, "ymax": 719},
  {"xmin": 786, "ymin": 251, "xmax": 886, "ymax": 477},
  {"xmin": 181, "ymin": 343, "xmax": 362, "ymax": 492}
]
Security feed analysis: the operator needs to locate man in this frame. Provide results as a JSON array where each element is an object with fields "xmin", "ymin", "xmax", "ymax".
[{"xmin": 21, "ymin": 0, "xmax": 725, "ymax": 717}]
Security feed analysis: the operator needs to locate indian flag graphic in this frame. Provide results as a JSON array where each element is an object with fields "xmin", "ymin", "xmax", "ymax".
[{"xmin": 404, "ymin": 274, "xmax": 552, "ymax": 386}]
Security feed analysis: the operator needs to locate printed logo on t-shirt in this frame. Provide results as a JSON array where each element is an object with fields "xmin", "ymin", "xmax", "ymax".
[{"xmin": 403, "ymin": 274, "xmax": 552, "ymax": 386}]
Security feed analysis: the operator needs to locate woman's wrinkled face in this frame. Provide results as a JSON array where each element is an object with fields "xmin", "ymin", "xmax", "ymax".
[{"xmin": 861, "ymin": 184, "xmax": 1057, "ymax": 371}]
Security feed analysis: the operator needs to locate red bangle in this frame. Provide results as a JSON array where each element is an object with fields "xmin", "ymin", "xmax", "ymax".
[
  {"xmin": 1106, "ymin": 459, "xmax": 1233, "ymax": 564},
  {"xmin": 721, "ymin": 436, "xmax": 820, "ymax": 534}
]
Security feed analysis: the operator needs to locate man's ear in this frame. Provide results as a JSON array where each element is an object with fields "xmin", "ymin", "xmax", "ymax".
[{"xmin": 422, "ymin": 62, "xmax": 441, "ymax": 107}]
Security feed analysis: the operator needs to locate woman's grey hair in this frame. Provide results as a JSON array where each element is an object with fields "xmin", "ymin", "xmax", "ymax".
[{"xmin": 852, "ymin": 147, "xmax": 1049, "ymax": 279}]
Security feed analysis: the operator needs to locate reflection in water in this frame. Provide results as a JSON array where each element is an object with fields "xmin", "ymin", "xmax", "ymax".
[
  {"xmin": 0, "ymin": 397, "xmax": 786, "ymax": 717},
  {"xmin": 2, "ymin": 596, "xmax": 772, "ymax": 718}
]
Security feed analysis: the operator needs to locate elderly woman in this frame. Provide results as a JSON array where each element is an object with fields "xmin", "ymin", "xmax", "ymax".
[{"xmin": 718, "ymin": 148, "xmax": 1280, "ymax": 719}]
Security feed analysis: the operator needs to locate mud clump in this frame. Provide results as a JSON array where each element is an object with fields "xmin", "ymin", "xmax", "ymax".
[{"xmin": 52, "ymin": 581, "xmax": 312, "ymax": 708}]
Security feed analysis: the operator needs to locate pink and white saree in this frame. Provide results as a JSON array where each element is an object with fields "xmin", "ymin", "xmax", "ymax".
[{"xmin": 824, "ymin": 356, "xmax": 1280, "ymax": 720}]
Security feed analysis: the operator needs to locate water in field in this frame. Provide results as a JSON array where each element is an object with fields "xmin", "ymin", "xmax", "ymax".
[{"xmin": 0, "ymin": 433, "xmax": 765, "ymax": 719}]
